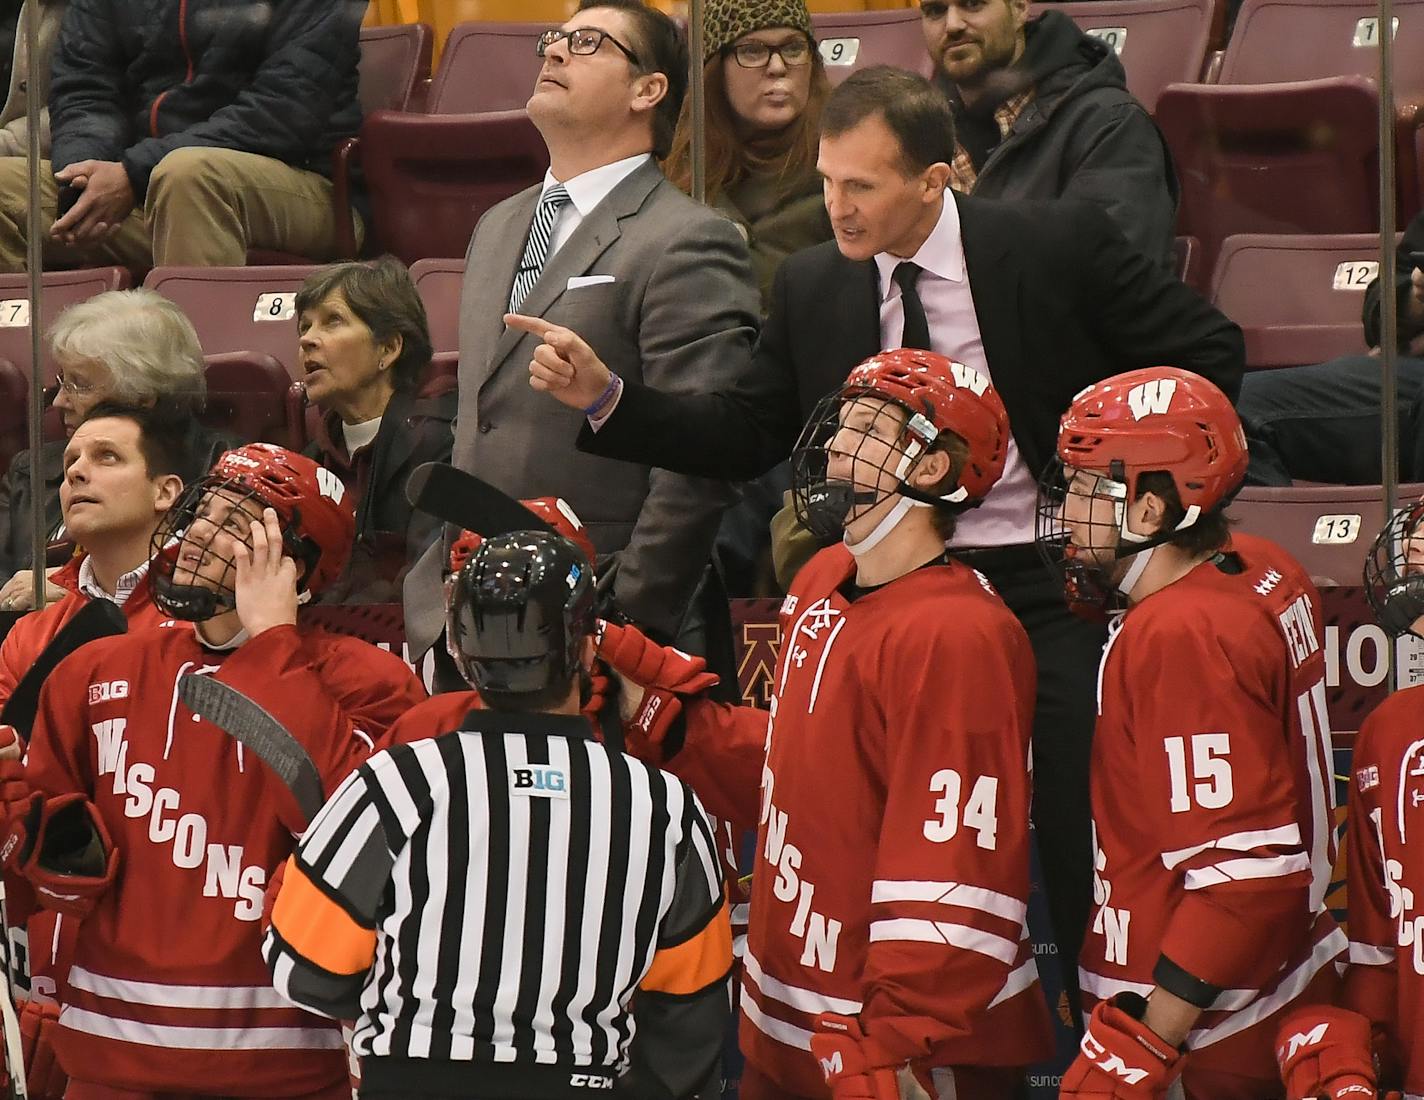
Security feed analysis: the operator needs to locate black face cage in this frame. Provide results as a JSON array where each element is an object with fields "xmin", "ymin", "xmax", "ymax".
[
  {"xmin": 791, "ymin": 391, "xmax": 933, "ymax": 543},
  {"xmin": 150, "ymin": 476, "xmax": 310, "ymax": 622},
  {"xmin": 1034, "ymin": 457, "xmax": 1130, "ymax": 619},
  {"xmin": 1365, "ymin": 505, "xmax": 1424, "ymax": 637}
]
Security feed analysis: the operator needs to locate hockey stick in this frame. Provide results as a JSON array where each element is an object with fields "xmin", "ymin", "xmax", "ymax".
[
  {"xmin": 0, "ymin": 599, "xmax": 126, "ymax": 741},
  {"xmin": 405, "ymin": 462, "xmax": 559, "ymax": 539},
  {"xmin": 176, "ymin": 675, "xmax": 323, "ymax": 823}
]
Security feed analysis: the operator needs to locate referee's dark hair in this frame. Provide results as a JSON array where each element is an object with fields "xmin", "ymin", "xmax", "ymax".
[
  {"xmin": 821, "ymin": 65, "xmax": 957, "ymax": 175},
  {"xmin": 577, "ymin": 0, "xmax": 689, "ymax": 158}
]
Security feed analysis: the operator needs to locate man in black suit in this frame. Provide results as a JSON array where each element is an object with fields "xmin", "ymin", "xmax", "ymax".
[{"xmin": 513, "ymin": 65, "xmax": 1244, "ymax": 1021}]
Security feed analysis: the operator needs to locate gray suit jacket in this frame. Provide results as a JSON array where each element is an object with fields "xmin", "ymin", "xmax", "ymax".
[{"xmin": 403, "ymin": 158, "xmax": 759, "ymax": 656}]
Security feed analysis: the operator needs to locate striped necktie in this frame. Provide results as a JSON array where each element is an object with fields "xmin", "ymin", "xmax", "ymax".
[{"xmin": 508, "ymin": 183, "xmax": 572, "ymax": 313}]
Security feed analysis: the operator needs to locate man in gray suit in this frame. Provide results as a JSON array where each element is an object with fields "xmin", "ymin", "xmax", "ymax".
[{"xmin": 403, "ymin": 0, "xmax": 759, "ymax": 667}]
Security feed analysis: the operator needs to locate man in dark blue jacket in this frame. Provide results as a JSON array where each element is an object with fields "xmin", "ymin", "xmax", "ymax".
[{"xmin": 0, "ymin": 0, "xmax": 362, "ymax": 270}]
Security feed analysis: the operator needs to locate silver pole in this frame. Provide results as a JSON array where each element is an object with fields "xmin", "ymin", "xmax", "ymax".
[
  {"xmin": 1378, "ymin": 0, "xmax": 1399, "ymax": 689},
  {"xmin": 24, "ymin": 0, "xmax": 45, "ymax": 610},
  {"xmin": 688, "ymin": 0, "xmax": 706, "ymax": 203}
]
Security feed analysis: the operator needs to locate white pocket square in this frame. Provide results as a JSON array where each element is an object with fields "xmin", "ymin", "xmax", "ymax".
[{"xmin": 566, "ymin": 275, "xmax": 616, "ymax": 289}]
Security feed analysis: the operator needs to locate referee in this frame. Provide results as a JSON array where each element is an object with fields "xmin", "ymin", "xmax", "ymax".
[{"xmin": 263, "ymin": 530, "xmax": 733, "ymax": 1100}]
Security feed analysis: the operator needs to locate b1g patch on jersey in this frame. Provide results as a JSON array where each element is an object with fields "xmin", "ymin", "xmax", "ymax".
[
  {"xmin": 87, "ymin": 680, "xmax": 129, "ymax": 704},
  {"xmin": 510, "ymin": 765, "xmax": 570, "ymax": 799},
  {"xmin": 1357, "ymin": 764, "xmax": 1380, "ymax": 792},
  {"xmin": 780, "ymin": 594, "xmax": 798, "ymax": 618}
]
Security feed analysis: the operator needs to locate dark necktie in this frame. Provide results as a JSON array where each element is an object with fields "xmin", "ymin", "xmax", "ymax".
[
  {"xmin": 509, "ymin": 183, "xmax": 572, "ymax": 313},
  {"xmin": 892, "ymin": 260, "xmax": 932, "ymax": 351}
]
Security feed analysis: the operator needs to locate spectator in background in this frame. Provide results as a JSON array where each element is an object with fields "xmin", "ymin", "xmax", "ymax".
[
  {"xmin": 0, "ymin": 288, "xmax": 232, "ymax": 600},
  {"xmin": 1239, "ymin": 214, "xmax": 1424, "ymax": 485},
  {"xmin": 921, "ymin": 0, "xmax": 1178, "ymax": 267},
  {"xmin": 664, "ymin": 0, "xmax": 832, "ymax": 306},
  {"xmin": 0, "ymin": 0, "xmax": 65, "ymax": 158},
  {"xmin": 296, "ymin": 258, "xmax": 454, "ymax": 603},
  {"xmin": 403, "ymin": 0, "xmax": 759, "ymax": 679},
  {"xmin": 0, "ymin": 0, "xmax": 362, "ymax": 271}
]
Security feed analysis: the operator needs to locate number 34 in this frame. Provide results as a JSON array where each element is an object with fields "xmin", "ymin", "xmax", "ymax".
[{"xmin": 923, "ymin": 769, "xmax": 999, "ymax": 850}]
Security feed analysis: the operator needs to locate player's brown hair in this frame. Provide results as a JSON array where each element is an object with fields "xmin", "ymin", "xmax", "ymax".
[
  {"xmin": 78, "ymin": 400, "xmax": 192, "ymax": 482},
  {"xmin": 922, "ymin": 432, "xmax": 971, "ymax": 542},
  {"xmin": 1135, "ymin": 470, "xmax": 1233, "ymax": 556}
]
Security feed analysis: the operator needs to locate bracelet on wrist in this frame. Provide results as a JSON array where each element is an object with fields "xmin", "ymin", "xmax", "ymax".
[{"xmin": 583, "ymin": 373, "xmax": 621, "ymax": 418}]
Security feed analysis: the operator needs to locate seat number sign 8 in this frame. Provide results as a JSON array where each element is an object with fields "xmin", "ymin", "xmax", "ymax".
[
  {"xmin": 1333, "ymin": 260, "xmax": 1379, "ymax": 290},
  {"xmin": 819, "ymin": 38, "xmax": 860, "ymax": 66},
  {"xmin": 0, "ymin": 299, "xmax": 31, "ymax": 327},
  {"xmin": 253, "ymin": 293, "xmax": 296, "ymax": 323},
  {"xmin": 1085, "ymin": 27, "xmax": 1128, "ymax": 53}
]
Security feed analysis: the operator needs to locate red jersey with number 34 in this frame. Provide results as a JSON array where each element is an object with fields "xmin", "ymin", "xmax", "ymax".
[{"xmin": 1082, "ymin": 533, "xmax": 1345, "ymax": 1072}]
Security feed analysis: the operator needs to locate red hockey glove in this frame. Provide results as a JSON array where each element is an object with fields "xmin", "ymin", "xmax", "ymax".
[
  {"xmin": 18, "ymin": 997, "xmax": 66, "ymax": 1099},
  {"xmin": 809, "ymin": 1013, "xmax": 910, "ymax": 1100},
  {"xmin": 2, "ymin": 794, "xmax": 119, "ymax": 918},
  {"xmin": 1060, "ymin": 994, "xmax": 1185, "ymax": 1099},
  {"xmin": 597, "ymin": 622, "xmax": 719, "ymax": 761},
  {"xmin": 582, "ymin": 665, "xmax": 612, "ymax": 723},
  {"xmin": 1276, "ymin": 1005, "xmax": 1377, "ymax": 1100}
]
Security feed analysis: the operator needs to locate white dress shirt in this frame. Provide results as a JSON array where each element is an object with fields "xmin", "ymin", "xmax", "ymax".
[
  {"xmin": 872, "ymin": 197, "xmax": 1037, "ymax": 547},
  {"xmin": 77, "ymin": 555, "xmax": 150, "ymax": 606},
  {"xmin": 542, "ymin": 153, "xmax": 653, "ymax": 257}
]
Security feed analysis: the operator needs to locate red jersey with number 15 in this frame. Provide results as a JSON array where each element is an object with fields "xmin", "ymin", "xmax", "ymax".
[{"xmin": 1082, "ymin": 533, "xmax": 1344, "ymax": 1075}]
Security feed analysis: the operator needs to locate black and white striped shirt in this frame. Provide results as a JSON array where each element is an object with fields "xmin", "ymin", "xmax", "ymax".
[{"xmin": 265, "ymin": 709, "xmax": 732, "ymax": 1099}]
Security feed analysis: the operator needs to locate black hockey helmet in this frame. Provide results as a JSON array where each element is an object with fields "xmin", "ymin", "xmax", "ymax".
[{"xmin": 446, "ymin": 530, "xmax": 596, "ymax": 704}]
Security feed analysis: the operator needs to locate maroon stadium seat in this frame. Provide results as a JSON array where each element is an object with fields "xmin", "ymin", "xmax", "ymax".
[
  {"xmin": 1155, "ymin": 76, "xmax": 1380, "ymax": 270},
  {"xmin": 1210, "ymin": 233, "xmax": 1396, "ymax": 370},
  {"xmin": 410, "ymin": 258, "xmax": 465, "ymax": 357},
  {"xmin": 356, "ymin": 20, "xmax": 552, "ymax": 265},
  {"xmin": 359, "ymin": 23, "xmax": 435, "ymax": 115},
  {"xmin": 1032, "ymin": 0, "xmax": 1218, "ymax": 112},
  {"xmin": 1228, "ymin": 483, "xmax": 1424, "ymax": 588},
  {"xmin": 201, "ymin": 353, "xmax": 302, "ymax": 450},
  {"xmin": 145, "ymin": 266, "xmax": 321, "ymax": 380},
  {"xmin": 248, "ymin": 25, "xmax": 434, "ymax": 266},
  {"xmin": 430, "ymin": 21, "xmax": 551, "ymax": 114},
  {"xmin": 0, "ymin": 358, "xmax": 27, "ymax": 478},
  {"xmin": 0, "ymin": 268, "xmax": 131, "ymax": 382},
  {"xmin": 809, "ymin": 10, "xmax": 931, "ymax": 84},
  {"xmin": 358, "ymin": 110, "xmax": 548, "ymax": 266}
]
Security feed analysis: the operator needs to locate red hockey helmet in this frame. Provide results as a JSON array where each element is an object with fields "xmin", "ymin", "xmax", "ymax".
[
  {"xmin": 791, "ymin": 350, "xmax": 1010, "ymax": 541},
  {"xmin": 152, "ymin": 444, "xmax": 355, "ymax": 620},
  {"xmin": 1365, "ymin": 497, "xmax": 1424, "ymax": 636},
  {"xmin": 1054, "ymin": 367, "xmax": 1247, "ymax": 518},
  {"xmin": 1034, "ymin": 367, "xmax": 1246, "ymax": 618},
  {"xmin": 840, "ymin": 349, "xmax": 1009, "ymax": 502},
  {"xmin": 447, "ymin": 497, "xmax": 597, "ymax": 576}
]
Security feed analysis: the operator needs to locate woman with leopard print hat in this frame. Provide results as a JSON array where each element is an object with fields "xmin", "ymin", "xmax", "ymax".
[{"xmin": 663, "ymin": 0, "xmax": 831, "ymax": 309}]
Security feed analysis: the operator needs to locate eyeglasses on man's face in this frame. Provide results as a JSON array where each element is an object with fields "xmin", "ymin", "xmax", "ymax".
[
  {"xmin": 536, "ymin": 27, "xmax": 642, "ymax": 66},
  {"xmin": 727, "ymin": 37, "xmax": 813, "ymax": 68}
]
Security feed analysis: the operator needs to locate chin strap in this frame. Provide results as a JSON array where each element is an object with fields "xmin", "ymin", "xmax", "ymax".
[
  {"xmin": 844, "ymin": 494, "xmax": 928, "ymax": 558},
  {"xmin": 1115, "ymin": 544, "xmax": 1157, "ymax": 601}
]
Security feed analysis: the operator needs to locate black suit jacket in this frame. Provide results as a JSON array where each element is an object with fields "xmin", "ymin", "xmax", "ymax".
[{"xmin": 579, "ymin": 192, "xmax": 1245, "ymax": 483}]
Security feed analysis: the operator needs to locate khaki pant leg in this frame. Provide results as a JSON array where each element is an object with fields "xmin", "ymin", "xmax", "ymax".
[
  {"xmin": 0, "ymin": 158, "xmax": 150, "ymax": 273},
  {"xmin": 145, "ymin": 146, "xmax": 360, "ymax": 266}
]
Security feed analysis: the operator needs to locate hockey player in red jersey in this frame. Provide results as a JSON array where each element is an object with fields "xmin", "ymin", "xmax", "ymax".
[
  {"xmin": 1270, "ymin": 496, "xmax": 1424, "ymax": 1099},
  {"xmin": 1035, "ymin": 367, "xmax": 1345, "ymax": 1100},
  {"xmin": 10, "ymin": 443, "xmax": 426, "ymax": 1099},
  {"xmin": 601, "ymin": 349, "xmax": 1055, "ymax": 1099}
]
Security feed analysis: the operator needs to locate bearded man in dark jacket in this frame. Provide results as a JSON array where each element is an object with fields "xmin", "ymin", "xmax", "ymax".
[
  {"xmin": 0, "ymin": 0, "xmax": 362, "ymax": 271},
  {"xmin": 922, "ymin": 0, "xmax": 1178, "ymax": 268}
]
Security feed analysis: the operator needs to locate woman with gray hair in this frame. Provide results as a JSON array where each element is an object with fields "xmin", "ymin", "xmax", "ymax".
[{"xmin": 0, "ymin": 287, "xmax": 233, "ymax": 605}]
